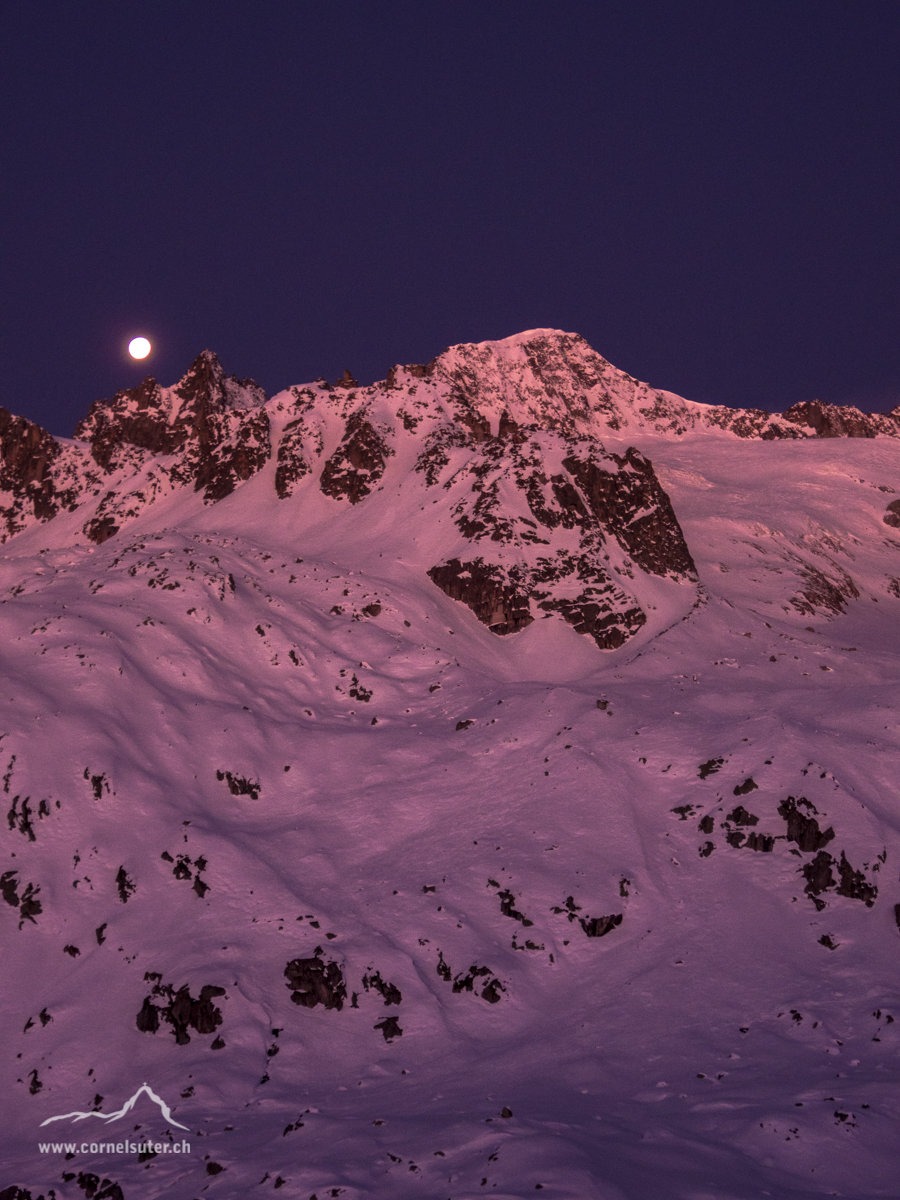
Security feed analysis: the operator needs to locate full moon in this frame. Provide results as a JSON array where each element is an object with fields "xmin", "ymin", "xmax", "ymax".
[{"xmin": 128, "ymin": 337, "xmax": 152, "ymax": 360}]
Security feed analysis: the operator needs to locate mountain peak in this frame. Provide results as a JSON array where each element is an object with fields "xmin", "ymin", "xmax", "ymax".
[
  {"xmin": 3, "ymin": 333, "xmax": 899, "ymax": 1198},
  {"xmin": 2, "ymin": 329, "xmax": 899, "ymax": 563},
  {"xmin": 174, "ymin": 348, "xmax": 227, "ymax": 406}
]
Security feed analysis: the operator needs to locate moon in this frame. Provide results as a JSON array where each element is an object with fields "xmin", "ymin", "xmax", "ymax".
[{"xmin": 128, "ymin": 337, "xmax": 152, "ymax": 360}]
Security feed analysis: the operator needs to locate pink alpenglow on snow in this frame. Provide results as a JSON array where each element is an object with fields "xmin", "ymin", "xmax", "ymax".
[{"xmin": 1, "ymin": 330, "xmax": 899, "ymax": 1197}]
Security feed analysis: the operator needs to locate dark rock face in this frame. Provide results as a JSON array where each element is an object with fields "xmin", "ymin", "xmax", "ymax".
[
  {"xmin": 436, "ymin": 952, "xmax": 504, "ymax": 1002},
  {"xmin": 883, "ymin": 499, "xmax": 900, "ymax": 528},
  {"xmin": 136, "ymin": 980, "xmax": 226, "ymax": 1044},
  {"xmin": 168, "ymin": 353, "xmax": 270, "ymax": 501},
  {"xmin": 580, "ymin": 913, "xmax": 623, "ymax": 937},
  {"xmin": 1, "ymin": 870, "xmax": 42, "ymax": 928},
  {"xmin": 732, "ymin": 779, "xmax": 758, "ymax": 797},
  {"xmin": 319, "ymin": 410, "xmax": 394, "ymax": 504},
  {"xmin": 803, "ymin": 851, "xmax": 836, "ymax": 905},
  {"xmin": 192, "ymin": 406, "xmax": 270, "ymax": 502},
  {"xmin": 115, "ymin": 866, "xmax": 135, "ymax": 903},
  {"xmin": 184, "ymin": 985, "xmax": 227, "ymax": 1034},
  {"xmin": 0, "ymin": 350, "xmax": 268, "ymax": 547},
  {"xmin": 83, "ymin": 515, "xmax": 120, "ymax": 545},
  {"xmin": 703, "ymin": 407, "xmax": 806, "ymax": 440},
  {"xmin": 362, "ymin": 970, "xmax": 402, "ymax": 1005},
  {"xmin": 744, "ymin": 832, "xmax": 775, "ymax": 852},
  {"xmin": 2, "ymin": 870, "xmax": 20, "ymax": 908},
  {"xmin": 285, "ymin": 953, "xmax": 346, "ymax": 1010},
  {"xmin": 799, "ymin": 847, "xmax": 877, "ymax": 909},
  {"xmin": 0, "ymin": 407, "xmax": 82, "ymax": 539},
  {"xmin": 835, "ymin": 852, "xmax": 877, "ymax": 906},
  {"xmin": 7, "ymin": 795, "xmax": 50, "ymax": 841},
  {"xmin": 423, "ymin": 428, "xmax": 694, "ymax": 649},
  {"xmin": 778, "ymin": 797, "xmax": 835, "ymax": 852},
  {"xmin": 561, "ymin": 447, "xmax": 697, "ymax": 578},
  {"xmin": 374, "ymin": 1016, "xmax": 402, "ymax": 1041},
  {"xmin": 497, "ymin": 889, "xmax": 533, "ymax": 926},
  {"xmin": 727, "ymin": 805, "xmax": 758, "ymax": 825},
  {"xmin": 274, "ymin": 419, "xmax": 313, "ymax": 499},
  {"xmin": 698, "ymin": 759, "xmax": 724, "ymax": 779},
  {"xmin": 74, "ymin": 350, "xmax": 271, "ymax": 505},
  {"xmin": 414, "ymin": 425, "xmax": 471, "ymax": 486},
  {"xmin": 17, "ymin": 882, "xmax": 41, "ymax": 927},
  {"xmin": 428, "ymin": 559, "xmax": 533, "ymax": 635},
  {"xmin": 216, "ymin": 770, "xmax": 260, "ymax": 799},
  {"xmin": 136, "ymin": 996, "xmax": 160, "ymax": 1033},
  {"xmin": 75, "ymin": 376, "xmax": 185, "ymax": 467},
  {"xmin": 790, "ymin": 562, "xmax": 860, "ymax": 617},
  {"xmin": 77, "ymin": 351, "xmax": 264, "ymax": 454},
  {"xmin": 782, "ymin": 400, "xmax": 900, "ymax": 439},
  {"xmin": 71, "ymin": 1175, "xmax": 125, "ymax": 1200},
  {"xmin": 776, "ymin": 798, "xmax": 876, "ymax": 908}
]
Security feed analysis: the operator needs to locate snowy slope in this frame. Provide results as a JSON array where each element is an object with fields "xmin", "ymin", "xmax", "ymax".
[{"xmin": 1, "ymin": 334, "xmax": 899, "ymax": 1200}]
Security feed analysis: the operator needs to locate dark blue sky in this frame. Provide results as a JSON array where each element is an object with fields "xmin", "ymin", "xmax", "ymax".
[{"xmin": 2, "ymin": 1, "xmax": 898, "ymax": 436}]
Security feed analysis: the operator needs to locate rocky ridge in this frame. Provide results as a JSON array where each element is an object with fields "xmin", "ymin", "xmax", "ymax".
[{"xmin": 1, "ymin": 330, "xmax": 897, "ymax": 651}]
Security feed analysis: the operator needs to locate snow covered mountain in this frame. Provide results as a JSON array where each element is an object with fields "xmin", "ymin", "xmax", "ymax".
[{"xmin": 2, "ymin": 331, "xmax": 899, "ymax": 1199}]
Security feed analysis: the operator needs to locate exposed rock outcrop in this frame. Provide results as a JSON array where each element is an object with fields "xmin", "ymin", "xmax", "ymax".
[
  {"xmin": 319, "ymin": 409, "xmax": 394, "ymax": 504},
  {"xmin": 422, "ymin": 427, "xmax": 695, "ymax": 649},
  {"xmin": 778, "ymin": 797, "xmax": 835, "ymax": 852},
  {"xmin": 580, "ymin": 913, "xmax": 623, "ymax": 937},
  {"xmin": 5, "ymin": 351, "xmax": 272, "ymax": 548},
  {"xmin": 136, "ymin": 979, "xmax": 226, "ymax": 1044},
  {"xmin": 428, "ymin": 559, "xmax": 534, "ymax": 636},
  {"xmin": 285, "ymin": 951, "xmax": 346, "ymax": 1010},
  {"xmin": 75, "ymin": 351, "xmax": 269, "ymax": 484},
  {"xmin": 781, "ymin": 400, "xmax": 900, "ymax": 439},
  {"xmin": 0, "ymin": 407, "xmax": 84, "ymax": 539}
]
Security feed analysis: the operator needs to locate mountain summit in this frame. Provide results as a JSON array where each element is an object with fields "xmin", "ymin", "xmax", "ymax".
[
  {"xmin": 1, "ymin": 330, "xmax": 897, "ymax": 652},
  {"xmin": 3, "ymin": 331, "xmax": 899, "ymax": 543},
  {"xmin": 2, "ymin": 331, "xmax": 900, "ymax": 1198}
]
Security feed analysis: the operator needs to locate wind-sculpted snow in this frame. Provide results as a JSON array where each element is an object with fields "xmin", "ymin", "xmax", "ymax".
[{"xmin": 1, "ymin": 335, "xmax": 900, "ymax": 1198}]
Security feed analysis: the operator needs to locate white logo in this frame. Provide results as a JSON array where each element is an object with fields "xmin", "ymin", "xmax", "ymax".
[{"xmin": 39, "ymin": 1083, "xmax": 189, "ymax": 1131}]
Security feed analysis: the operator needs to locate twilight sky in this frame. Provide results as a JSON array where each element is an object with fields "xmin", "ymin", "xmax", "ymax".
[{"xmin": 2, "ymin": 0, "xmax": 898, "ymax": 437}]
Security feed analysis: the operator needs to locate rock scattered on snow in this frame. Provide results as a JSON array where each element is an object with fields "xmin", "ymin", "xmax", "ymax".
[{"xmin": 284, "ymin": 952, "xmax": 347, "ymax": 1011}]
